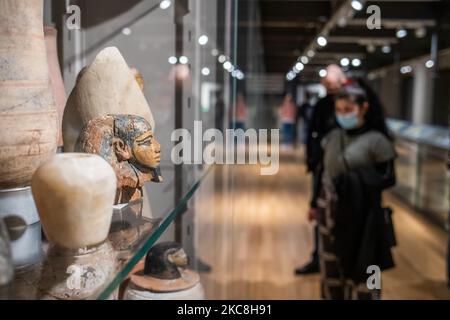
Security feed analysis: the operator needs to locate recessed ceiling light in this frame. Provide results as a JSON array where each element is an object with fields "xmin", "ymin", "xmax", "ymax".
[
  {"xmin": 236, "ymin": 70, "xmax": 245, "ymax": 80},
  {"xmin": 381, "ymin": 45, "xmax": 391, "ymax": 54},
  {"xmin": 198, "ymin": 35, "xmax": 209, "ymax": 46},
  {"xmin": 223, "ymin": 61, "xmax": 233, "ymax": 71},
  {"xmin": 218, "ymin": 55, "xmax": 227, "ymax": 63},
  {"xmin": 168, "ymin": 56, "xmax": 177, "ymax": 65},
  {"xmin": 340, "ymin": 58, "xmax": 350, "ymax": 67},
  {"xmin": 159, "ymin": 0, "xmax": 171, "ymax": 10},
  {"xmin": 317, "ymin": 36, "xmax": 327, "ymax": 47},
  {"xmin": 121, "ymin": 27, "xmax": 131, "ymax": 36},
  {"xmin": 352, "ymin": 58, "xmax": 362, "ymax": 67},
  {"xmin": 396, "ymin": 28, "xmax": 407, "ymax": 39},
  {"xmin": 179, "ymin": 56, "xmax": 189, "ymax": 64},
  {"xmin": 294, "ymin": 62, "xmax": 304, "ymax": 72},
  {"xmin": 351, "ymin": 0, "xmax": 364, "ymax": 11},
  {"xmin": 400, "ymin": 65, "xmax": 412, "ymax": 74},
  {"xmin": 286, "ymin": 71, "xmax": 296, "ymax": 81},
  {"xmin": 319, "ymin": 69, "xmax": 327, "ymax": 78},
  {"xmin": 201, "ymin": 67, "xmax": 210, "ymax": 76}
]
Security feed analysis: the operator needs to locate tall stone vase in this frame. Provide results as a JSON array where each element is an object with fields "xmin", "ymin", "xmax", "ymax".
[
  {"xmin": 32, "ymin": 153, "xmax": 117, "ymax": 299},
  {"xmin": 0, "ymin": 0, "xmax": 57, "ymax": 189},
  {"xmin": 44, "ymin": 26, "xmax": 67, "ymax": 150}
]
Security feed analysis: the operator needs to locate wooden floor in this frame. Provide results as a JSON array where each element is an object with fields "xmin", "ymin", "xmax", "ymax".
[{"xmin": 196, "ymin": 149, "xmax": 450, "ymax": 300}]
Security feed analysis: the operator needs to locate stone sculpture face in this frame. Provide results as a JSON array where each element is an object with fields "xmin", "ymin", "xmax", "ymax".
[
  {"xmin": 167, "ymin": 248, "xmax": 188, "ymax": 268},
  {"xmin": 112, "ymin": 115, "xmax": 161, "ymax": 172},
  {"xmin": 133, "ymin": 132, "xmax": 161, "ymax": 167},
  {"xmin": 75, "ymin": 114, "xmax": 162, "ymax": 204}
]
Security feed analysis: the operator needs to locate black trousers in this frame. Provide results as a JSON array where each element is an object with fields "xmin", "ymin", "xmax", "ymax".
[{"xmin": 310, "ymin": 167, "xmax": 323, "ymax": 263}]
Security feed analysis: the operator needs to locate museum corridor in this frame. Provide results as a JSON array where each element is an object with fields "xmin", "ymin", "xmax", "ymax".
[{"xmin": 197, "ymin": 150, "xmax": 450, "ymax": 300}]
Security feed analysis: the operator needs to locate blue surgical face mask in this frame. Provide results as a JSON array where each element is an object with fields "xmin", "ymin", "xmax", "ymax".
[{"xmin": 336, "ymin": 112, "xmax": 360, "ymax": 130}]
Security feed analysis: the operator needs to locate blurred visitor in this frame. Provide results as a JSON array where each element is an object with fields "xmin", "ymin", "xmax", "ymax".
[
  {"xmin": 318, "ymin": 82, "xmax": 396, "ymax": 300},
  {"xmin": 279, "ymin": 93, "xmax": 297, "ymax": 148},
  {"xmin": 230, "ymin": 93, "xmax": 248, "ymax": 130},
  {"xmin": 297, "ymin": 91, "xmax": 314, "ymax": 146},
  {"xmin": 295, "ymin": 65, "xmax": 346, "ymax": 275}
]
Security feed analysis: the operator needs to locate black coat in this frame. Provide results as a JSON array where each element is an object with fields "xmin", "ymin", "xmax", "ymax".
[
  {"xmin": 333, "ymin": 166, "xmax": 395, "ymax": 284},
  {"xmin": 306, "ymin": 95, "xmax": 337, "ymax": 172}
]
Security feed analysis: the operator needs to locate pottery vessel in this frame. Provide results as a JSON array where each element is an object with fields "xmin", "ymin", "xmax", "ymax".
[
  {"xmin": 0, "ymin": 0, "xmax": 57, "ymax": 189},
  {"xmin": 44, "ymin": 26, "xmax": 67, "ymax": 148},
  {"xmin": 62, "ymin": 47, "xmax": 155, "ymax": 152},
  {"xmin": 124, "ymin": 242, "xmax": 205, "ymax": 300}
]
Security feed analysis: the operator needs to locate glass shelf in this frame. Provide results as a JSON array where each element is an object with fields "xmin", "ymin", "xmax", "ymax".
[{"xmin": 6, "ymin": 166, "xmax": 212, "ymax": 300}]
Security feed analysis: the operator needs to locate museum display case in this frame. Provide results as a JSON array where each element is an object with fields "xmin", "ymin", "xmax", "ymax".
[
  {"xmin": 387, "ymin": 119, "xmax": 450, "ymax": 228},
  {"xmin": 0, "ymin": 0, "xmax": 240, "ymax": 300}
]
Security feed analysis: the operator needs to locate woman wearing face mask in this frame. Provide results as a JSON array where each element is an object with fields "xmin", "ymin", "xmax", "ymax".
[{"xmin": 318, "ymin": 83, "xmax": 397, "ymax": 300}]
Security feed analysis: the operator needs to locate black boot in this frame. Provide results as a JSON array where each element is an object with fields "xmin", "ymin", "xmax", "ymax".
[{"xmin": 294, "ymin": 260, "xmax": 320, "ymax": 275}]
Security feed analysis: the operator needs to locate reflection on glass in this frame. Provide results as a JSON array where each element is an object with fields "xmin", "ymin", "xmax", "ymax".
[{"xmin": 0, "ymin": 219, "xmax": 13, "ymax": 298}]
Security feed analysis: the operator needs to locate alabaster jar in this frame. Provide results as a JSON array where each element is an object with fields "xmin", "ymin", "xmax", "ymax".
[
  {"xmin": 0, "ymin": 0, "xmax": 57, "ymax": 189},
  {"xmin": 32, "ymin": 153, "xmax": 117, "ymax": 249},
  {"xmin": 31, "ymin": 153, "xmax": 117, "ymax": 299}
]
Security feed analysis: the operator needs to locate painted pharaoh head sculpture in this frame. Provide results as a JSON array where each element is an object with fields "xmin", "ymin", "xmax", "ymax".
[{"xmin": 75, "ymin": 114, "xmax": 162, "ymax": 204}]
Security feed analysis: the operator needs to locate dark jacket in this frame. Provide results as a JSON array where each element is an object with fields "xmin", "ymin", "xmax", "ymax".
[
  {"xmin": 306, "ymin": 95, "xmax": 337, "ymax": 172},
  {"xmin": 332, "ymin": 164, "xmax": 396, "ymax": 284}
]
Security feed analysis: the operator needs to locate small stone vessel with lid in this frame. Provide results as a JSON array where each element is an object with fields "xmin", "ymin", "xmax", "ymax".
[{"xmin": 124, "ymin": 242, "xmax": 205, "ymax": 300}]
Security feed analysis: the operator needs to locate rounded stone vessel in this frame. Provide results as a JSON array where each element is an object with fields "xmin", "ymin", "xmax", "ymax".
[
  {"xmin": 31, "ymin": 153, "xmax": 117, "ymax": 299},
  {"xmin": 31, "ymin": 153, "xmax": 117, "ymax": 249},
  {"xmin": 0, "ymin": 0, "xmax": 57, "ymax": 189}
]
